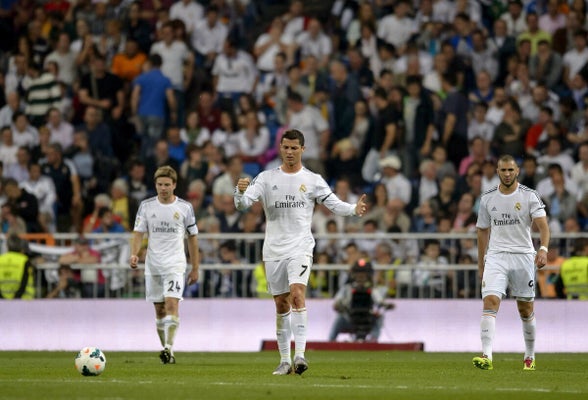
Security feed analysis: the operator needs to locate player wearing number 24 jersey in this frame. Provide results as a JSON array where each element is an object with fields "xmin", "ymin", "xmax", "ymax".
[
  {"xmin": 130, "ymin": 166, "xmax": 199, "ymax": 365},
  {"xmin": 234, "ymin": 129, "xmax": 368, "ymax": 376}
]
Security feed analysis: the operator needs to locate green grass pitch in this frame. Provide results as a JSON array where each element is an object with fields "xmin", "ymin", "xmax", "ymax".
[{"xmin": 1, "ymin": 351, "xmax": 586, "ymax": 400}]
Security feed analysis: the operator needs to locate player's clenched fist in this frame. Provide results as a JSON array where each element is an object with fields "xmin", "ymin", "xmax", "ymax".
[
  {"xmin": 129, "ymin": 254, "xmax": 139, "ymax": 269},
  {"xmin": 237, "ymin": 178, "xmax": 250, "ymax": 194}
]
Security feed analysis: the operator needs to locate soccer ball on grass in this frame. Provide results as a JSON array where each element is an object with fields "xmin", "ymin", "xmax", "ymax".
[{"xmin": 75, "ymin": 347, "xmax": 106, "ymax": 376}]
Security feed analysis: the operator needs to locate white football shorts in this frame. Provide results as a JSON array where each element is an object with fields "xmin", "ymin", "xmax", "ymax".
[
  {"xmin": 481, "ymin": 252, "xmax": 536, "ymax": 300},
  {"xmin": 145, "ymin": 272, "xmax": 185, "ymax": 303},
  {"xmin": 264, "ymin": 255, "xmax": 313, "ymax": 296}
]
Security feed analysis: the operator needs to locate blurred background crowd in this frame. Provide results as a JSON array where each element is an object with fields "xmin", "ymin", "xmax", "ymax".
[{"xmin": 0, "ymin": 0, "xmax": 586, "ymax": 299}]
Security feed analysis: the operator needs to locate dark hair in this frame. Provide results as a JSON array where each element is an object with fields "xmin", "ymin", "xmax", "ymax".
[
  {"xmin": 281, "ymin": 129, "xmax": 305, "ymax": 146},
  {"xmin": 373, "ymin": 86, "xmax": 388, "ymax": 100},
  {"xmin": 424, "ymin": 239, "xmax": 441, "ymax": 248},
  {"xmin": 475, "ymin": 101, "xmax": 489, "ymax": 111},
  {"xmin": 286, "ymin": 91, "xmax": 303, "ymax": 103},
  {"xmin": 97, "ymin": 206, "xmax": 111, "ymax": 218},
  {"xmin": 442, "ymin": 71, "xmax": 458, "ymax": 87},
  {"xmin": 405, "ymin": 75, "xmax": 422, "ymax": 87},
  {"xmin": 220, "ymin": 240, "xmax": 237, "ymax": 252},
  {"xmin": 149, "ymin": 53, "xmax": 163, "ymax": 67},
  {"xmin": 7, "ymin": 234, "xmax": 27, "ymax": 253}
]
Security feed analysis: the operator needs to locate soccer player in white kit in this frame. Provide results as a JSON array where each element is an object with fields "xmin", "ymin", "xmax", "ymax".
[
  {"xmin": 234, "ymin": 129, "xmax": 368, "ymax": 375},
  {"xmin": 473, "ymin": 155, "xmax": 550, "ymax": 371},
  {"xmin": 130, "ymin": 166, "xmax": 199, "ymax": 364}
]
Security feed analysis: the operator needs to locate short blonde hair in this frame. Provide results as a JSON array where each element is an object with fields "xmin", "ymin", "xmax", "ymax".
[{"xmin": 154, "ymin": 165, "xmax": 177, "ymax": 184}]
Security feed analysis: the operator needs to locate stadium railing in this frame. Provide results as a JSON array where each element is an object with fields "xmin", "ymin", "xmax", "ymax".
[{"xmin": 2, "ymin": 232, "xmax": 580, "ymax": 300}]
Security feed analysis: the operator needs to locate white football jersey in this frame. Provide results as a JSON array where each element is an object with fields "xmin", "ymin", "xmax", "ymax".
[
  {"xmin": 477, "ymin": 184, "xmax": 546, "ymax": 254},
  {"xmin": 235, "ymin": 166, "xmax": 356, "ymax": 261},
  {"xmin": 133, "ymin": 196, "xmax": 198, "ymax": 275}
]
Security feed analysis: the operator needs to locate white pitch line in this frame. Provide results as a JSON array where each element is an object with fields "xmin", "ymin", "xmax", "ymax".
[
  {"xmin": 209, "ymin": 381, "xmax": 584, "ymax": 394},
  {"xmin": 0, "ymin": 378, "xmax": 154, "ymax": 384}
]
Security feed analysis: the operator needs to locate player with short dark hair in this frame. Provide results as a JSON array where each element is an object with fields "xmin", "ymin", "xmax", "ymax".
[
  {"xmin": 234, "ymin": 129, "xmax": 368, "ymax": 375},
  {"xmin": 473, "ymin": 155, "xmax": 550, "ymax": 371}
]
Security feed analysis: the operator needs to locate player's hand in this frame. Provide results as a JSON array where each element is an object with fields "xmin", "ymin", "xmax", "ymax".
[
  {"xmin": 129, "ymin": 255, "xmax": 139, "ymax": 269},
  {"xmin": 237, "ymin": 177, "xmax": 250, "ymax": 194},
  {"xmin": 187, "ymin": 268, "xmax": 199, "ymax": 285},
  {"xmin": 535, "ymin": 250, "xmax": 547, "ymax": 269},
  {"xmin": 355, "ymin": 194, "xmax": 368, "ymax": 216}
]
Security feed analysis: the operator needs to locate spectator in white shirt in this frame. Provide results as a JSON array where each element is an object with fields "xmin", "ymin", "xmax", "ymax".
[
  {"xmin": 253, "ymin": 17, "xmax": 294, "ymax": 73},
  {"xmin": 169, "ymin": 0, "xmax": 204, "ymax": 36},
  {"xmin": 294, "ymin": 18, "xmax": 332, "ymax": 70},
  {"xmin": 5, "ymin": 53, "xmax": 30, "ymax": 98},
  {"xmin": 282, "ymin": 0, "xmax": 306, "ymax": 40},
  {"xmin": 0, "ymin": 126, "xmax": 18, "ymax": 166},
  {"xmin": 423, "ymin": 52, "xmax": 448, "ymax": 96},
  {"xmin": 192, "ymin": 5, "xmax": 228, "ymax": 70},
  {"xmin": 46, "ymin": 107, "xmax": 74, "ymax": 150},
  {"xmin": 500, "ymin": 0, "xmax": 527, "ymax": 37},
  {"xmin": 571, "ymin": 142, "xmax": 588, "ymax": 198},
  {"xmin": 20, "ymin": 161, "xmax": 57, "ymax": 233},
  {"xmin": 44, "ymin": 32, "xmax": 77, "ymax": 88},
  {"xmin": 11, "ymin": 112, "xmax": 39, "ymax": 148},
  {"xmin": 377, "ymin": 0, "xmax": 415, "ymax": 55},
  {"xmin": 212, "ymin": 37, "xmax": 258, "ymax": 111},
  {"xmin": 4, "ymin": 146, "xmax": 31, "ymax": 182},
  {"xmin": 150, "ymin": 21, "xmax": 194, "ymax": 127},
  {"xmin": 236, "ymin": 110, "xmax": 270, "ymax": 165},
  {"xmin": 379, "ymin": 155, "xmax": 412, "ymax": 207},
  {"xmin": 286, "ymin": 91, "xmax": 329, "ymax": 176},
  {"xmin": 562, "ymin": 29, "xmax": 588, "ymax": 90},
  {"xmin": 0, "ymin": 92, "xmax": 22, "ymax": 128},
  {"xmin": 537, "ymin": 137, "xmax": 576, "ymax": 177}
]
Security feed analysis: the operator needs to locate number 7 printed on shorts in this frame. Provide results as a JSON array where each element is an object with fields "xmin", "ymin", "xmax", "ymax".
[{"xmin": 299, "ymin": 265, "xmax": 308, "ymax": 277}]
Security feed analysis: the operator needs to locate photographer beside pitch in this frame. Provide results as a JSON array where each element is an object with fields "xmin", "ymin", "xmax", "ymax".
[
  {"xmin": 473, "ymin": 155, "xmax": 550, "ymax": 371},
  {"xmin": 328, "ymin": 259, "xmax": 394, "ymax": 342},
  {"xmin": 234, "ymin": 129, "xmax": 367, "ymax": 375},
  {"xmin": 130, "ymin": 165, "xmax": 199, "ymax": 364}
]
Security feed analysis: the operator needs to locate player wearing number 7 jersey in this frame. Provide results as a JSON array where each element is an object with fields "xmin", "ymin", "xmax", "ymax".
[
  {"xmin": 234, "ymin": 129, "xmax": 368, "ymax": 375},
  {"xmin": 130, "ymin": 165, "xmax": 199, "ymax": 365}
]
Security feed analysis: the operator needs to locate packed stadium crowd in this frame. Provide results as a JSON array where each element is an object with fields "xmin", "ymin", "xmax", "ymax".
[{"xmin": 0, "ymin": 0, "xmax": 587, "ymax": 299}]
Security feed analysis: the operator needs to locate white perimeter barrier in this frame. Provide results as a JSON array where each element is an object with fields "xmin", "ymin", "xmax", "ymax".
[{"xmin": 0, "ymin": 299, "xmax": 585, "ymax": 353}]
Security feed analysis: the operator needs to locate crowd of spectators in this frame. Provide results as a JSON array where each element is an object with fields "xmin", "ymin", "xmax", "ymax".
[{"xmin": 0, "ymin": 0, "xmax": 587, "ymax": 299}]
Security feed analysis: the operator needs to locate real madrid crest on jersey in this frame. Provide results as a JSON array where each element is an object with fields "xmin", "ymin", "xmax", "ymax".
[
  {"xmin": 299, "ymin": 184, "xmax": 306, "ymax": 193},
  {"xmin": 514, "ymin": 202, "xmax": 521, "ymax": 211},
  {"xmin": 173, "ymin": 212, "xmax": 180, "ymax": 220}
]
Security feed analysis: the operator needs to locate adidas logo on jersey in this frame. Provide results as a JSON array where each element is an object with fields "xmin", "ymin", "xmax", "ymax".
[
  {"xmin": 272, "ymin": 185, "xmax": 278, "ymax": 190},
  {"xmin": 491, "ymin": 207, "xmax": 497, "ymax": 211}
]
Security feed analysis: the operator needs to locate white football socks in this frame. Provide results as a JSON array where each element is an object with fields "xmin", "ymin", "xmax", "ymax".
[
  {"xmin": 276, "ymin": 310, "xmax": 292, "ymax": 364},
  {"xmin": 156, "ymin": 318, "xmax": 165, "ymax": 347},
  {"xmin": 163, "ymin": 315, "xmax": 180, "ymax": 355},
  {"xmin": 480, "ymin": 310, "xmax": 497, "ymax": 360},
  {"xmin": 522, "ymin": 312, "xmax": 536, "ymax": 360},
  {"xmin": 291, "ymin": 308, "xmax": 307, "ymax": 359}
]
